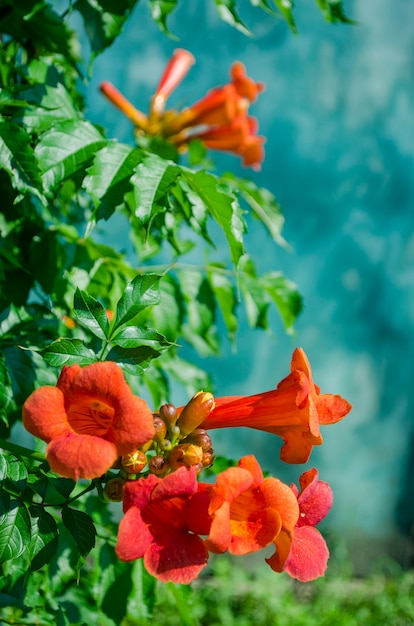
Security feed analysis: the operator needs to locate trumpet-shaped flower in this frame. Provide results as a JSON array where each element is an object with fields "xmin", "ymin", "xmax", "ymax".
[
  {"xmin": 201, "ymin": 348, "xmax": 352, "ymax": 464},
  {"xmin": 116, "ymin": 466, "xmax": 210, "ymax": 584},
  {"xmin": 23, "ymin": 362, "xmax": 155, "ymax": 480},
  {"xmin": 100, "ymin": 49, "xmax": 265, "ymax": 169},
  {"xmin": 193, "ymin": 455, "xmax": 299, "ymax": 556},
  {"xmin": 266, "ymin": 468, "xmax": 333, "ymax": 582}
]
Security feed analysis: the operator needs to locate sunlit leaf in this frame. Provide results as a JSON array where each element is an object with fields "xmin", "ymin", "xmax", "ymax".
[
  {"xmin": 0, "ymin": 492, "xmax": 31, "ymax": 564},
  {"xmin": 261, "ymin": 271, "xmax": 303, "ymax": 333},
  {"xmin": 178, "ymin": 268, "xmax": 219, "ymax": 355},
  {"xmin": 22, "ymin": 83, "xmax": 79, "ymax": 133},
  {"xmin": 40, "ymin": 338, "xmax": 97, "ymax": 367},
  {"xmin": 4, "ymin": 453, "xmax": 28, "ymax": 495},
  {"xmin": 112, "ymin": 274, "xmax": 161, "ymax": 332},
  {"xmin": 207, "ymin": 265, "xmax": 238, "ymax": 339},
  {"xmin": 110, "ymin": 325, "xmax": 173, "ymax": 350},
  {"xmin": 214, "ymin": 0, "xmax": 251, "ymax": 35},
  {"xmin": 73, "ymin": 287, "xmax": 110, "ymax": 340},
  {"xmin": 0, "ymin": 119, "xmax": 44, "ymax": 198},
  {"xmin": 147, "ymin": 0, "xmax": 178, "ymax": 34}
]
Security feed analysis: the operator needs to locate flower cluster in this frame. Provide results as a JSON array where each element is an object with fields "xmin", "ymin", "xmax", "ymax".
[
  {"xmin": 100, "ymin": 49, "xmax": 265, "ymax": 169},
  {"xmin": 22, "ymin": 348, "xmax": 351, "ymax": 584}
]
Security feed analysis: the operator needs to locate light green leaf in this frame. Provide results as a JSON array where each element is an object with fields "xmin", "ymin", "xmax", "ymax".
[
  {"xmin": 214, "ymin": 0, "xmax": 252, "ymax": 35},
  {"xmin": 4, "ymin": 453, "xmax": 28, "ymax": 495},
  {"xmin": 127, "ymin": 559, "xmax": 157, "ymax": 621},
  {"xmin": 207, "ymin": 265, "xmax": 238, "ymax": 339},
  {"xmin": 35, "ymin": 120, "xmax": 106, "ymax": 190},
  {"xmin": 147, "ymin": 0, "xmax": 178, "ymax": 34},
  {"xmin": 40, "ymin": 338, "xmax": 97, "ymax": 367},
  {"xmin": 112, "ymin": 274, "xmax": 161, "ymax": 332},
  {"xmin": 110, "ymin": 326, "xmax": 173, "ymax": 351},
  {"xmin": 0, "ymin": 493, "xmax": 31, "ymax": 564},
  {"xmin": 261, "ymin": 271, "xmax": 303, "ymax": 333},
  {"xmin": 62, "ymin": 506, "xmax": 96, "ymax": 559},
  {"xmin": 73, "ymin": 287, "xmax": 110, "ymax": 340},
  {"xmin": 239, "ymin": 258, "xmax": 270, "ymax": 329},
  {"xmin": 22, "ymin": 82, "xmax": 79, "ymax": 133},
  {"xmin": 178, "ymin": 268, "xmax": 219, "ymax": 355}
]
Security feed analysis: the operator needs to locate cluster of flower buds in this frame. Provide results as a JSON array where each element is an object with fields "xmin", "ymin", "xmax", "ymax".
[{"xmin": 100, "ymin": 49, "xmax": 265, "ymax": 169}]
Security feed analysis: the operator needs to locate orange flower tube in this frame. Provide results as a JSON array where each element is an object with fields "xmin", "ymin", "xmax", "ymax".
[
  {"xmin": 23, "ymin": 362, "xmax": 155, "ymax": 480},
  {"xmin": 201, "ymin": 348, "xmax": 352, "ymax": 464},
  {"xmin": 151, "ymin": 48, "xmax": 196, "ymax": 115}
]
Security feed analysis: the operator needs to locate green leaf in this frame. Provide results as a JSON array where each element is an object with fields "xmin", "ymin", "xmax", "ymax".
[
  {"xmin": 61, "ymin": 506, "xmax": 96, "ymax": 559},
  {"xmin": 35, "ymin": 120, "xmax": 106, "ymax": 190},
  {"xmin": 150, "ymin": 274, "xmax": 184, "ymax": 341},
  {"xmin": 21, "ymin": 83, "xmax": 79, "ymax": 133},
  {"xmin": 0, "ymin": 119, "xmax": 44, "ymax": 198},
  {"xmin": 224, "ymin": 174, "xmax": 287, "ymax": 247},
  {"xmin": 261, "ymin": 271, "xmax": 303, "ymax": 333},
  {"xmin": 73, "ymin": 288, "xmax": 110, "ymax": 340},
  {"xmin": 314, "ymin": 0, "xmax": 356, "ymax": 24},
  {"xmin": 207, "ymin": 266, "xmax": 238, "ymax": 339},
  {"xmin": 111, "ymin": 326, "xmax": 173, "ymax": 350},
  {"xmin": 28, "ymin": 505, "xmax": 58, "ymax": 571},
  {"xmin": 3, "ymin": 347, "xmax": 36, "ymax": 407},
  {"xmin": 106, "ymin": 345, "xmax": 162, "ymax": 374},
  {"xmin": 127, "ymin": 153, "xmax": 180, "ymax": 225},
  {"xmin": 4, "ymin": 453, "xmax": 28, "ymax": 495},
  {"xmin": 147, "ymin": 0, "xmax": 178, "ymax": 34},
  {"xmin": 127, "ymin": 559, "xmax": 157, "ymax": 620},
  {"xmin": 183, "ymin": 170, "xmax": 245, "ymax": 266},
  {"xmin": 214, "ymin": 0, "xmax": 251, "ymax": 35},
  {"xmin": 112, "ymin": 274, "xmax": 161, "ymax": 332},
  {"xmin": 239, "ymin": 258, "xmax": 269, "ymax": 329},
  {"xmin": 178, "ymin": 269, "xmax": 218, "ymax": 355},
  {"xmin": 0, "ymin": 492, "xmax": 31, "ymax": 564},
  {"xmin": 83, "ymin": 142, "xmax": 143, "ymax": 223},
  {"xmin": 75, "ymin": 0, "xmax": 140, "ymax": 56},
  {"xmin": 40, "ymin": 338, "xmax": 97, "ymax": 367}
]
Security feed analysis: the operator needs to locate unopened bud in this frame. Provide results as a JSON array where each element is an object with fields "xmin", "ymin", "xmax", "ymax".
[
  {"xmin": 167, "ymin": 443, "xmax": 203, "ymax": 469},
  {"xmin": 121, "ymin": 449, "xmax": 148, "ymax": 474},
  {"xmin": 153, "ymin": 416, "xmax": 167, "ymax": 442},
  {"xmin": 159, "ymin": 438, "xmax": 172, "ymax": 451},
  {"xmin": 104, "ymin": 478, "xmax": 126, "ymax": 502},
  {"xmin": 176, "ymin": 391, "xmax": 215, "ymax": 437},
  {"xmin": 168, "ymin": 424, "xmax": 181, "ymax": 441},
  {"xmin": 149, "ymin": 455, "xmax": 167, "ymax": 475},
  {"xmin": 187, "ymin": 428, "xmax": 213, "ymax": 451},
  {"xmin": 202, "ymin": 450, "xmax": 215, "ymax": 468},
  {"xmin": 159, "ymin": 403, "xmax": 178, "ymax": 425}
]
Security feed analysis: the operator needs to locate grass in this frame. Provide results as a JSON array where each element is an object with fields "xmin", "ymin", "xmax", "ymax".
[{"xmin": 149, "ymin": 556, "xmax": 414, "ymax": 626}]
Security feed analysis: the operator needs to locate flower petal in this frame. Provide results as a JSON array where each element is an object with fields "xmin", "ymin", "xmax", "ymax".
[
  {"xmin": 46, "ymin": 432, "xmax": 117, "ymax": 480},
  {"xmin": 116, "ymin": 506, "xmax": 153, "ymax": 561},
  {"xmin": 297, "ymin": 469, "xmax": 333, "ymax": 527},
  {"xmin": 283, "ymin": 525, "xmax": 330, "ymax": 582},
  {"xmin": 152, "ymin": 465, "xmax": 198, "ymax": 501},
  {"xmin": 266, "ymin": 529, "xmax": 293, "ymax": 573},
  {"xmin": 314, "ymin": 393, "xmax": 352, "ymax": 424},
  {"xmin": 23, "ymin": 386, "xmax": 70, "ymax": 442},
  {"xmin": 229, "ymin": 507, "xmax": 281, "ymax": 555},
  {"xmin": 144, "ymin": 532, "xmax": 208, "ymax": 584},
  {"xmin": 260, "ymin": 477, "xmax": 299, "ymax": 533}
]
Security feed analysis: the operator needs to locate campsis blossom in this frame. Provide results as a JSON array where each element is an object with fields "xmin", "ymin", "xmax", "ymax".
[
  {"xmin": 22, "ymin": 347, "xmax": 351, "ymax": 584},
  {"xmin": 100, "ymin": 49, "xmax": 265, "ymax": 169}
]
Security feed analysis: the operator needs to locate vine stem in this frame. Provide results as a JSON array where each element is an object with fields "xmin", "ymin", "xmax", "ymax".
[{"xmin": 0, "ymin": 439, "xmax": 46, "ymax": 463}]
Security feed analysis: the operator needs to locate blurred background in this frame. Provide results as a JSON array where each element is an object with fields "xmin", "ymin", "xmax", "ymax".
[{"xmin": 84, "ymin": 0, "xmax": 414, "ymax": 573}]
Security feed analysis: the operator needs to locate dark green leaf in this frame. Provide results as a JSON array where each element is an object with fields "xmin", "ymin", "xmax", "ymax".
[
  {"xmin": 4, "ymin": 453, "xmax": 28, "ymax": 494},
  {"xmin": 22, "ymin": 83, "xmax": 79, "ymax": 133},
  {"xmin": 150, "ymin": 274, "xmax": 184, "ymax": 340},
  {"xmin": 0, "ymin": 119, "xmax": 44, "ymax": 198},
  {"xmin": 106, "ymin": 345, "xmax": 162, "ymax": 374},
  {"xmin": 61, "ymin": 506, "xmax": 96, "ymax": 559},
  {"xmin": 46, "ymin": 475, "xmax": 76, "ymax": 500},
  {"xmin": 40, "ymin": 338, "xmax": 97, "ymax": 367},
  {"xmin": 314, "ymin": 0, "xmax": 356, "ymax": 24},
  {"xmin": 28, "ymin": 505, "xmax": 58, "ymax": 571},
  {"xmin": 112, "ymin": 274, "xmax": 161, "ymax": 332},
  {"xmin": 239, "ymin": 258, "xmax": 270, "ymax": 329},
  {"xmin": 178, "ymin": 269, "xmax": 218, "ymax": 355},
  {"xmin": 73, "ymin": 288, "xmax": 110, "ymax": 340},
  {"xmin": 35, "ymin": 120, "xmax": 106, "ymax": 190},
  {"xmin": 0, "ymin": 492, "xmax": 31, "ymax": 564},
  {"xmin": 83, "ymin": 142, "xmax": 143, "ymax": 223},
  {"xmin": 3, "ymin": 347, "xmax": 36, "ymax": 406}
]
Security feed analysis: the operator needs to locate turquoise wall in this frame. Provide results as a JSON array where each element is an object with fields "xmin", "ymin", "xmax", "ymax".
[{"xmin": 86, "ymin": 1, "xmax": 414, "ymax": 570}]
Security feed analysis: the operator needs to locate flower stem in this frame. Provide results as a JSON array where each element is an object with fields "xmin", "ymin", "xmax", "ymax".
[{"xmin": 0, "ymin": 439, "xmax": 46, "ymax": 463}]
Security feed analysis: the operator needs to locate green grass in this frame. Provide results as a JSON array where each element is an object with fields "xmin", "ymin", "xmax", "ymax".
[{"xmin": 149, "ymin": 556, "xmax": 414, "ymax": 626}]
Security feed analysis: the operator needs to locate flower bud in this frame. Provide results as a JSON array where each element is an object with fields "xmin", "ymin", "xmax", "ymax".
[
  {"xmin": 202, "ymin": 450, "xmax": 215, "ymax": 468},
  {"xmin": 186, "ymin": 428, "xmax": 213, "ymax": 451},
  {"xmin": 121, "ymin": 449, "xmax": 148, "ymax": 474},
  {"xmin": 159, "ymin": 403, "xmax": 178, "ymax": 426},
  {"xmin": 149, "ymin": 455, "xmax": 167, "ymax": 475},
  {"xmin": 176, "ymin": 391, "xmax": 215, "ymax": 437},
  {"xmin": 168, "ymin": 424, "xmax": 181, "ymax": 441},
  {"xmin": 167, "ymin": 443, "xmax": 203, "ymax": 470},
  {"xmin": 159, "ymin": 438, "xmax": 172, "ymax": 451},
  {"xmin": 153, "ymin": 416, "xmax": 167, "ymax": 442},
  {"xmin": 104, "ymin": 478, "xmax": 126, "ymax": 502}
]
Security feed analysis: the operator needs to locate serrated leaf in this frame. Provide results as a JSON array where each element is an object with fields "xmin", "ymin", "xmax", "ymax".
[
  {"xmin": 110, "ymin": 325, "xmax": 173, "ymax": 351},
  {"xmin": 62, "ymin": 506, "xmax": 96, "ymax": 558},
  {"xmin": 178, "ymin": 269, "xmax": 218, "ymax": 355},
  {"xmin": 127, "ymin": 558, "xmax": 157, "ymax": 620},
  {"xmin": 0, "ymin": 119, "xmax": 44, "ymax": 198},
  {"xmin": 28, "ymin": 505, "xmax": 58, "ymax": 571},
  {"xmin": 239, "ymin": 259, "xmax": 270, "ymax": 329},
  {"xmin": 147, "ymin": 0, "xmax": 178, "ymax": 34},
  {"xmin": 3, "ymin": 347, "xmax": 36, "ymax": 406},
  {"xmin": 112, "ymin": 274, "xmax": 161, "ymax": 332},
  {"xmin": 22, "ymin": 82, "xmax": 79, "ymax": 133},
  {"xmin": 128, "ymin": 154, "xmax": 180, "ymax": 225},
  {"xmin": 207, "ymin": 266, "xmax": 238, "ymax": 339},
  {"xmin": 150, "ymin": 274, "xmax": 183, "ymax": 340},
  {"xmin": 0, "ymin": 455, "xmax": 7, "ymax": 483},
  {"xmin": 215, "ymin": 0, "xmax": 252, "ymax": 35},
  {"xmin": 35, "ymin": 120, "xmax": 106, "ymax": 190},
  {"xmin": 40, "ymin": 338, "xmax": 97, "ymax": 367},
  {"xmin": 314, "ymin": 0, "xmax": 356, "ymax": 24},
  {"xmin": 0, "ymin": 492, "xmax": 31, "ymax": 564},
  {"xmin": 83, "ymin": 142, "xmax": 143, "ymax": 223},
  {"xmin": 5, "ymin": 453, "xmax": 28, "ymax": 494},
  {"xmin": 46, "ymin": 474, "xmax": 76, "ymax": 500},
  {"xmin": 261, "ymin": 271, "xmax": 303, "ymax": 333},
  {"xmin": 106, "ymin": 345, "xmax": 161, "ymax": 374},
  {"xmin": 73, "ymin": 288, "xmax": 110, "ymax": 340},
  {"xmin": 183, "ymin": 170, "xmax": 245, "ymax": 266}
]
